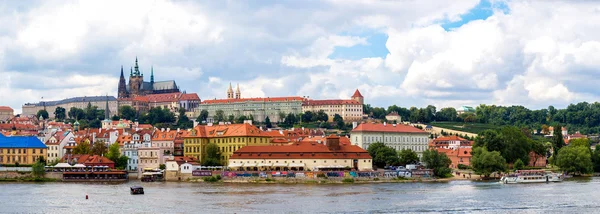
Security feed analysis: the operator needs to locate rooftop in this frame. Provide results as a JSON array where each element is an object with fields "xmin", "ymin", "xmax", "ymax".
[
  {"xmin": 302, "ymin": 99, "xmax": 361, "ymax": 106},
  {"xmin": 0, "ymin": 136, "xmax": 47, "ymax": 148},
  {"xmin": 201, "ymin": 96, "xmax": 304, "ymax": 104},
  {"xmin": 352, "ymin": 123, "xmax": 427, "ymax": 134},
  {"xmin": 24, "ymin": 96, "xmax": 117, "ymax": 107}
]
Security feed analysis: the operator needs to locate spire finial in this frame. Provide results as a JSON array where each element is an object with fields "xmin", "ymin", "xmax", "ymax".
[{"xmin": 150, "ymin": 66, "xmax": 154, "ymax": 83}]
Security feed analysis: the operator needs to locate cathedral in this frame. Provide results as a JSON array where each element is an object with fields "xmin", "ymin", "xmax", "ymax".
[{"xmin": 118, "ymin": 58, "xmax": 180, "ymax": 98}]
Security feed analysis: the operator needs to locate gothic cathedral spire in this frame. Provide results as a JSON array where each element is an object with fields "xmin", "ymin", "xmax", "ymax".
[
  {"xmin": 118, "ymin": 66, "xmax": 129, "ymax": 98},
  {"xmin": 134, "ymin": 56, "xmax": 140, "ymax": 76},
  {"xmin": 150, "ymin": 66, "xmax": 154, "ymax": 84}
]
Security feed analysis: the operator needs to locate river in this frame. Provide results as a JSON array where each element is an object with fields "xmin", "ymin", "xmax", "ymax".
[{"xmin": 0, "ymin": 178, "xmax": 599, "ymax": 213}]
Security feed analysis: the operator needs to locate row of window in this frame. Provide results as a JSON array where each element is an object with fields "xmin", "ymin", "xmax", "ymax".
[
  {"xmin": 232, "ymin": 159, "xmax": 372, "ymax": 164},
  {"xmin": 361, "ymin": 136, "xmax": 429, "ymax": 144},
  {"xmin": 0, "ymin": 149, "xmax": 44, "ymax": 154}
]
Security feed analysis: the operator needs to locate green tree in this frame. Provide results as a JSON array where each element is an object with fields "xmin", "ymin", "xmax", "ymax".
[
  {"xmin": 592, "ymin": 145, "xmax": 600, "ymax": 172},
  {"xmin": 436, "ymin": 107, "xmax": 457, "ymax": 121},
  {"xmin": 115, "ymin": 156, "xmax": 129, "ymax": 170},
  {"xmin": 552, "ymin": 125, "xmax": 565, "ymax": 155},
  {"xmin": 32, "ymin": 160, "xmax": 45, "ymax": 178},
  {"xmin": 531, "ymin": 140, "xmax": 547, "ymax": 165},
  {"xmin": 36, "ymin": 109, "xmax": 49, "ymax": 120},
  {"xmin": 333, "ymin": 114, "xmax": 344, "ymax": 129},
  {"xmin": 202, "ymin": 143, "xmax": 221, "ymax": 166},
  {"xmin": 119, "ymin": 106, "xmax": 136, "ymax": 120},
  {"xmin": 398, "ymin": 149, "xmax": 420, "ymax": 166},
  {"xmin": 302, "ymin": 111, "xmax": 315, "ymax": 123},
  {"xmin": 265, "ymin": 116, "xmax": 272, "ymax": 128},
  {"xmin": 471, "ymin": 147, "xmax": 506, "ymax": 177},
  {"xmin": 91, "ymin": 141, "xmax": 108, "ymax": 156},
  {"xmin": 159, "ymin": 164, "xmax": 166, "ymax": 170},
  {"xmin": 367, "ymin": 142, "xmax": 400, "ymax": 168},
  {"xmin": 214, "ymin": 110, "xmax": 225, "ymax": 122},
  {"xmin": 227, "ymin": 114, "xmax": 235, "ymax": 122},
  {"xmin": 111, "ymin": 115, "xmax": 120, "ymax": 121},
  {"xmin": 89, "ymin": 119, "xmax": 101, "ymax": 128},
  {"xmin": 278, "ymin": 111, "xmax": 286, "ymax": 123},
  {"xmin": 235, "ymin": 115, "xmax": 248, "ymax": 124},
  {"xmin": 54, "ymin": 107, "xmax": 66, "ymax": 121},
  {"xmin": 197, "ymin": 110, "xmax": 209, "ymax": 123},
  {"xmin": 106, "ymin": 142, "xmax": 121, "ymax": 162},
  {"xmin": 177, "ymin": 108, "xmax": 193, "ymax": 129},
  {"xmin": 316, "ymin": 110, "xmax": 328, "ymax": 122},
  {"xmin": 68, "ymin": 107, "xmax": 85, "ymax": 120},
  {"xmin": 72, "ymin": 141, "xmax": 91, "ymax": 154},
  {"xmin": 555, "ymin": 145, "xmax": 593, "ymax": 175},
  {"xmin": 513, "ymin": 159, "xmax": 524, "ymax": 170},
  {"xmin": 421, "ymin": 149, "xmax": 452, "ymax": 178}
]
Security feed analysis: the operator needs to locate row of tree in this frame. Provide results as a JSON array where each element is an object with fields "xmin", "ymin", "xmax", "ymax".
[{"xmin": 71, "ymin": 141, "xmax": 129, "ymax": 170}]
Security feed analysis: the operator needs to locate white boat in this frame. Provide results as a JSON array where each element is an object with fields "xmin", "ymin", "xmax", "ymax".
[{"xmin": 500, "ymin": 170, "xmax": 564, "ymax": 184}]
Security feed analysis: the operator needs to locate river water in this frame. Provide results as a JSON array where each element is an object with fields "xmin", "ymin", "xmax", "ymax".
[{"xmin": 0, "ymin": 178, "xmax": 599, "ymax": 213}]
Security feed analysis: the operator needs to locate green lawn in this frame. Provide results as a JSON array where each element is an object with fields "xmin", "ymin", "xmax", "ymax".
[{"xmin": 430, "ymin": 122, "xmax": 500, "ymax": 134}]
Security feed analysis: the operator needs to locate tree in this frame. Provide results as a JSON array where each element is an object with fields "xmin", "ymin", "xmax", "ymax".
[
  {"xmin": 111, "ymin": 115, "xmax": 120, "ymax": 121},
  {"xmin": 531, "ymin": 140, "xmax": 547, "ymax": 165},
  {"xmin": 214, "ymin": 110, "xmax": 225, "ymax": 122},
  {"xmin": 436, "ymin": 107, "xmax": 457, "ymax": 121},
  {"xmin": 235, "ymin": 115, "xmax": 248, "ymax": 124},
  {"xmin": 89, "ymin": 119, "xmax": 102, "ymax": 128},
  {"xmin": 555, "ymin": 145, "xmax": 593, "ymax": 175},
  {"xmin": 474, "ymin": 126, "xmax": 530, "ymax": 164},
  {"xmin": 115, "ymin": 156, "xmax": 129, "ymax": 170},
  {"xmin": 202, "ymin": 143, "xmax": 221, "ymax": 166},
  {"xmin": 302, "ymin": 111, "xmax": 315, "ymax": 123},
  {"xmin": 227, "ymin": 114, "xmax": 235, "ymax": 122},
  {"xmin": 541, "ymin": 125, "xmax": 550, "ymax": 135},
  {"xmin": 91, "ymin": 141, "xmax": 108, "ymax": 156},
  {"xmin": 421, "ymin": 149, "xmax": 452, "ymax": 178},
  {"xmin": 265, "ymin": 116, "xmax": 272, "ymax": 128},
  {"xmin": 197, "ymin": 110, "xmax": 209, "ymax": 123},
  {"xmin": 552, "ymin": 125, "xmax": 565, "ymax": 155},
  {"xmin": 316, "ymin": 110, "xmax": 328, "ymax": 122},
  {"xmin": 119, "ymin": 106, "xmax": 136, "ymax": 120},
  {"xmin": 398, "ymin": 149, "xmax": 420, "ymax": 166},
  {"xmin": 333, "ymin": 114, "xmax": 344, "ymax": 129},
  {"xmin": 72, "ymin": 141, "xmax": 91, "ymax": 154},
  {"xmin": 592, "ymin": 145, "xmax": 600, "ymax": 172},
  {"xmin": 68, "ymin": 107, "xmax": 85, "ymax": 120},
  {"xmin": 106, "ymin": 142, "xmax": 121, "ymax": 162},
  {"xmin": 32, "ymin": 160, "xmax": 45, "ymax": 178},
  {"xmin": 513, "ymin": 159, "xmax": 524, "ymax": 170},
  {"xmin": 177, "ymin": 108, "xmax": 193, "ymax": 129},
  {"xmin": 278, "ymin": 111, "xmax": 286, "ymax": 123},
  {"xmin": 159, "ymin": 164, "xmax": 166, "ymax": 170},
  {"xmin": 283, "ymin": 113, "xmax": 298, "ymax": 128},
  {"xmin": 367, "ymin": 142, "xmax": 400, "ymax": 168},
  {"xmin": 471, "ymin": 147, "xmax": 506, "ymax": 177},
  {"xmin": 36, "ymin": 109, "xmax": 49, "ymax": 120},
  {"xmin": 54, "ymin": 107, "xmax": 66, "ymax": 121}
]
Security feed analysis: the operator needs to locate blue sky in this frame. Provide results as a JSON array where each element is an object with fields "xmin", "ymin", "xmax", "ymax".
[{"xmin": 1, "ymin": 0, "xmax": 600, "ymax": 114}]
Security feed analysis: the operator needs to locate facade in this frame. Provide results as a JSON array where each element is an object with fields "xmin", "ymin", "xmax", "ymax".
[
  {"xmin": 429, "ymin": 136, "xmax": 473, "ymax": 168},
  {"xmin": 301, "ymin": 89, "xmax": 364, "ymax": 122},
  {"xmin": 350, "ymin": 122, "xmax": 430, "ymax": 157},
  {"xmin": 45, "ymin": 131, "xmax": 74, "ymax": 162},
  {"xmin": 22, "ymin": 96, "xmax": 118, "ymax": 119},
  {"xmin": 117, "ymin": 58, "xmax": 180, "ymax": 98},
  {"xmin": 183, "ymin": 122, "xmax": 272, "ymax": 164},
  {"xmin": 0, "ymin": 106, "xmax": 14, "ymax": 121},
  {"xmin": 137, "ymin": 147, "xmax": 163, "ymax": 173},
  {"xmin": 229, "ymin": 135, "xmax": 373, "ymax": 171},
  {"xmin": 60, "ymin": 154, "xmax": 115, "ymax": 168},
  {"xmin": 0, "ymin": 135, "xmax": 47, "ymax": 165},
  {"xmin": 436, "ymin": 147, "xmax": 472, "ymax": 169},
  {"xmin": 385, "ymin": 112, "xmax": 401, "ymax": 122},
  {"xmin": 152, "ymin": 129, "xmax": 179, "ymax": 155},
  {"xmin": 195, "ymin": 83, "xmax": 303, "ymax": 122}
]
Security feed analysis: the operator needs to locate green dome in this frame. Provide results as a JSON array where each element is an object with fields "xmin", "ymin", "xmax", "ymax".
[{"xmin": 74, "ymin": 120, "xmax": 80, "ymax": 125}]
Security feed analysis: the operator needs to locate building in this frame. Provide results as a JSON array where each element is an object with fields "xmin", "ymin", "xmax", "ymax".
[
  {"xmin": 60, "ymin": 154, "xmax": 115, "ymax": 169},
  {"xmin": 385, "ymin": 112, "xmax": 401, "ymax": 122},
  {"xmin": 152, "ymin": 128, "xmax": 179, "ymax": 155},
  {"xmin": 350, "ymin": 122, "xmax": 430, "ymax": 157},
  {"xmin": 0, "ymin": 135, "xmax": 47, "ymax": 164},
  {"xmin": 456, "ymin": 106, "xmax": 475, "ymax": 115},
  {"xmin": 301, "ymin": 89, "xmax": 364, "ymax": 122},
  {"xmin": 117, "ymin": 58, "xmax": 180, "ymax": 98},
  {"xmin": 22, "ymin": 96, "xmax": 118, "ymax": 119},
  {"xmin": 0, "ymin": 106, "xmax": 14, "ymax": 121},
  {"xmin": 196, "ymin": 84, "xmax": 303, "ymax": 122},
  {"xmin": 429, "ymin": 136, "xmax": 473, "ymax": 150},
  {"xmin": 137, "ymin": 147, "xmax": 163, "ymax": 173},
  {"xmin": 45, "ymin": 131, "xmax": 74, "ymax": 162},
  {"xmin": 183, "ymin": 122, "xmax": 272, "ymax": 164},
  {"xmin": 436, "ymin": 147, "xmax": 472, "ymax": 169},
  {"xmin": 229, "ymin": 135, "xmax": 373, "ymax": 171}
]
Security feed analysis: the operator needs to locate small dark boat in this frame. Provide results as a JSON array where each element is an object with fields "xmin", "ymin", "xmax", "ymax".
[{"xmin": 130, "ymin": 186, "xmax": 144, "ymax": 195}]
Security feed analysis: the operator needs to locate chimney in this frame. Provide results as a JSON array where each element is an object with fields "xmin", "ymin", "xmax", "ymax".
[
  {"xmin": 393, "ymin": 124, "xmax": 396, "ymax": 127},
  {"xmin": 207, "ymin": 123, "xmax": 213, "ymax": 126},
  {"xmin": 352, "ymin": 122, "xmax": 357, "ymax": 129},
  {"xmin": 177, "ymin": 128, "xmax": 180, "ymax": 132},
  {"xmin": 161, "ymin": 128, "xmax": 165, "ymax": 132},
  {"xmin": 384, "ymin": 122, "xmax": 387, "ymax": 126},
  {"xmin": 219, "ymin": 122, "xmax": 224, "ymax": 125},
  {"xmin": 302, "ymin": 127, "xmax": 305, "ymax": 131},
  {"xmin": 326, "ymin": 135, "xmax": 340, "ymax": 151},
  {"xmin": 167, "ymin": 128, "xmax": 170, "ymax": 132}
]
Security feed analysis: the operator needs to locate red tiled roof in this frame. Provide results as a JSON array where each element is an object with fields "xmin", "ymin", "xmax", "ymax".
[
  {"xmin": 0, "ymin": 123, "xmax": 37, "ymax": 131},
  {"xmin": 351, "ymin": 89, "xmax": 363, "ymax": 98},
  {"xmin": 0, "ymin": 106, "xmax": 13, "ymax": 111},
  {"xmin": 137, "ymin": 124, "xmax": 153, "ymax": 129},
  {"xmin": 201, "ymin": 96, "xmax": 304, "ymax": 104},
  {"xmin": 352, "ymin": 123, "xmax": 427, "ymax": 133},
  {"xmin": 152, "ymin": 130, "xmax": 178, "ymax": 141},
  {"xmin": 146, "ymin": 93, "xmax": 181, "ymax": 103},
  {"xmin": 184, "ymin": 123, "xmax": 270, "ymax": 138},
  {"xmin": 302, "ymin": 99, "xmax": 360, "ymax": 106},
  {"xmin": 433, "ymin": 136, "xmax": 467, "ymax": 142},
  {"xmin": 60, "ymin": 154, "xmax": 115, "ymax": 167},
  {"xmin": 231, "ymin": 141, "xmax": 371, "ymax": 160},
  {"xmin": 180, "ymin": 93, "xmax": 200, "ymax": 101}
]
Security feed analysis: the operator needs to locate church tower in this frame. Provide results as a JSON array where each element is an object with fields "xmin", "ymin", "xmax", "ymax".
[
  {"xmin": 227, "ymin": 83, "xmax": 234, "ymax": 99},
  {"xmin": 351, "ymin": 89, "xmax": 364, "ymax": 105},
  {"xmin": 150, "ymin": 66, "xmax": 155, "ymax": 89},
  {"xmin": 129, "ymin": 57, "xmax": 144, "ymax": 97},
  {"xmin": 235, "ymin": 83, "xmax": 241, "ymax": 99},
  {"xmin": 118, "ymin": 66, "xmax": 128, "ymax": 98}
]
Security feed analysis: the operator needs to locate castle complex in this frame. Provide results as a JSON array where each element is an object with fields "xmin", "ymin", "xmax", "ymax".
[{"xmin": 118, "ymin": 58, "xmax": 180, "ymax": 98}]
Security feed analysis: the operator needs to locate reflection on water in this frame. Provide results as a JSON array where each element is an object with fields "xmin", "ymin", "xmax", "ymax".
[{"xmin": 0, "ymin": 178, "xmax": 600, "ymax": 213}]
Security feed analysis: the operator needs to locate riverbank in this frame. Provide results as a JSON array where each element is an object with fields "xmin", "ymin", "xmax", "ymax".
[
  {"xmin": 184, "ymin": 174, "xmax": 481, "ymax": 184},
  {"xmin": 0, "ymin": 177, "xmax": 59, "ymax": 182}
]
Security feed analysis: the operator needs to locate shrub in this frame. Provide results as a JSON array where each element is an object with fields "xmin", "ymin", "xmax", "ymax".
[
  {"xmin": 373, "ymin": 178, "xmax": 380, "ymax": 181},
  {"xmin": 342, "ymin": 178, "xmax": 354, "ymax": 183},
  {"xmin": 457, "ymin": 164, "xmax": 471, "ymax": 170},
  {"xmin": 317, "ymin": 173, "xmax": 327, "ymax": 179},
  {"xmin": 216, "ymin": 175, "xmax": 222, "ymax": 180},
  {"xmin": 202, "ymin": 176, "xmax": 219, "ymax": 182},
  {"xmin": 265, "ymin": 178, "xmax": 274, "ymax": 182}
]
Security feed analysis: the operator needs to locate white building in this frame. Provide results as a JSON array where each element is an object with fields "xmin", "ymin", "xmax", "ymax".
[{"xmin": 350, "ymin": 122, "xmax": 430, "ymax": 157}]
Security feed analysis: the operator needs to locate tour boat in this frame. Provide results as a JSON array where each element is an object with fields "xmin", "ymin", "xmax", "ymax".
[
  {"xmin": 500, "ymin": 170, "xmax": 564, "ymax": 184},
  {"xmin": 130, "ymin": 186, "xmax": 144, "ymax": 195}
]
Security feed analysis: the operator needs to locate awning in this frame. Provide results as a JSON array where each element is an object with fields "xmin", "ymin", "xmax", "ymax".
[
  {"xmin": 317, "ymin": 165, "xmax": 346, "ymax": 168},
  {"xmin": 54, "ymin": 163, "xmax": 72, "ymax": 168},
  {"xmin": 228, "ymin": 163, "xmax": 244, "ymax": 167},
  {"xmin": 73, "ymin": 164, "xmax": 86, "ymax": 168},
  {"xmin": 244, "ymin": 163, "xmax": 258, "ymax": 167},
  {"xmin": 272, "ymin": 163, "xmax": 288, "ymax": 167},
  {"xmin": 258, "ymin": 163, "xmax": 272, "ymax": 167},
  {"xmin": 289, "ymin": 163, "xmax": 305, "ymax": 167}
]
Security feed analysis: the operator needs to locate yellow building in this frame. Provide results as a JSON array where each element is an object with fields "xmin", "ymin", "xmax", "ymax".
[
  {"xmin": 0, "ymin": 135, "xmax": 47, "ymax": 165},
  {"xmin": 183, "ymin": 122, "xmax": 271, "ymax": 164}
]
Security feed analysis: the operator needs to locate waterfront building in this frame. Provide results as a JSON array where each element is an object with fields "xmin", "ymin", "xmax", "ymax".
[
  {"xmin": 350, "ymin": 122, "xmax": 430, "ymax": 157},
  {"xmin": 436, "ymin": 147, "xmax": 472, "ymax": 169},
  {"xmin": 152, "ymin": 128, "xmax": 179, "ymax": 155},
  {"xmin": 61, "ymin": 154, "xmax": 115, "ymax": 168},
  {"xmin": 45, "ymin": 131, "xmax": 74, "ymax": 162},
  {"xmin": 22, "ymin": 96, "xmax": 118, "ymax": 119},
  {"xmin": 429, "ymin": 136, "xmax": 473, "ymax": 150},
  {"xmin": 301, "ymin": 89, "xmax": 364, "ymax": 122},
  {"xmin": 0, "ymin": 135, "xmax": 47, "ymax": 164},
  {"xmin": 0, "ymin": 106, "xmax": 14, "ymax": 121},
  {"xmin": 137, "ymin": 147, "xmax": 164, "ymax": 175},
  {"xmin": 229, "ymin": 135, "xmax": 373, "ymax": 171},
  {"xmin": 183, "ymin": 122, "xmax": 272, "ymax": 164},
  {"xmin": 117, "ymin": 58, "xmax": 180, "ymax": 98},
  {"xmin": 117, "ymin": 135, "xmax": 138, "ymax": 171}
]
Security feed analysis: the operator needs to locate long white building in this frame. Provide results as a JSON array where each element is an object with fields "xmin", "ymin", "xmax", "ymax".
[{"xmin": 350, "ymin": 122, "xmax": 430, "ymax": 157}]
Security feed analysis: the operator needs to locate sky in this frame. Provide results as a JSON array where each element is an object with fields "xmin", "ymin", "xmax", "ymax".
[{"xmin": 2, "ymin": 0, "xmax": 600, "ymax": 114}]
